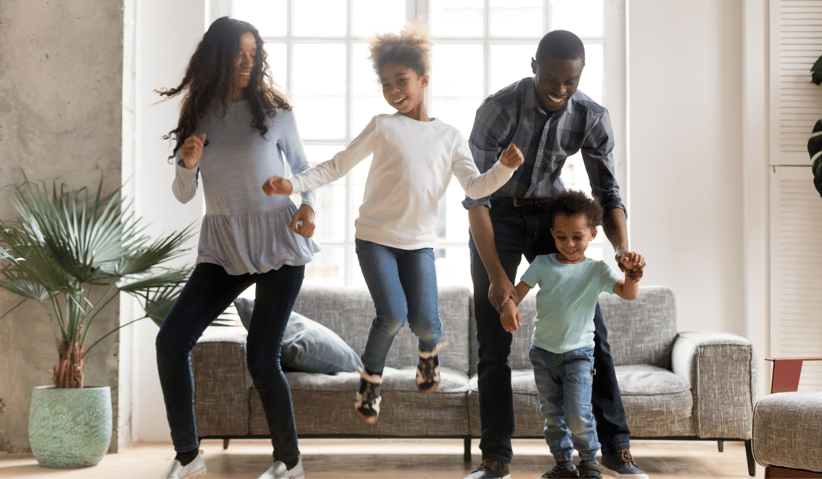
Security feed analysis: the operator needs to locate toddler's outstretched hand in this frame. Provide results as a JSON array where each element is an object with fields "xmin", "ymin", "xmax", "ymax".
[
  {"xmin": 500, "ymin": 299, "xmax": 521, "ymax": 333},
  {"xmin": 499, "ymin": 144, "xmax": 524, "ymax": 169},
  {"xmin": 263, "ymin": 176, "xmax": 293, "ymax": 196}
]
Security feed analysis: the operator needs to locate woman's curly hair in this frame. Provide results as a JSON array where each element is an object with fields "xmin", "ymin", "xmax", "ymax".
[
  {"xmin": 368, "ymin": 23, "xmax": 433, "ymax": 77},
  {"xmin": 157, "ymin": 17, "xmax": 290, "ymax": 160},
  {"xmin": 546, "ymin": 190, "xmax": 604, "ymax": 229}
]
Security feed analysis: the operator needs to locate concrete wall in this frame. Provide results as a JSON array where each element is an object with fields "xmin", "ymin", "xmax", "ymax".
[{"xmin": 0, "ymin": 0, "xmax": 124, "ymax": 453}]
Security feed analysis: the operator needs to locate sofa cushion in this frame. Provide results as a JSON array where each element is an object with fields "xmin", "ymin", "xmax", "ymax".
[
  {"xmin": 470, "ymin": 286, "xmax": 679, "ymax": 374},
  {"xmin": 616, "ymin": 364, "xmax": 694, "ymax": 437},
  {"xmin": 249, "ymin": 366, "xmax": 470, "ymax": 437},
  {"xmin": 234, "ymin": 299, "xmax": 362, "ymax": 374},
  {"xmin": 753, "ymin": 392, "xmax": 822, "ymax": 472},
  {"xmin": 600, "ymin": 286, "xmax": 678, "ymax": 368},
  {"xmin": 468, "ymin": 364, "xmax": 694, "ymax": 438},
  {"xmin": 292, "ymin": 285, "xmax": 473, "ymax": 375}
]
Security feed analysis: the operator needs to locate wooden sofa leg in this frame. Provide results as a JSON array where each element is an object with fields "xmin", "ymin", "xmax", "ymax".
[
  {"xmin": 464, "ymin": 438, "xmax": 471, "ymax": 463},
  {"xmin": 223, "ymin": 438, "xmax": 230, "ymax": 450},
  {"xmin": 745, "ymin": 439, "xmax": 755, "ymax": 477},
  {"xmin": 765, "ymin": 465, "xmax": 822, "ymax": 478},
  {"xmin": 718, "ymin": 440, "xmax": 723, "ymax": 452}
]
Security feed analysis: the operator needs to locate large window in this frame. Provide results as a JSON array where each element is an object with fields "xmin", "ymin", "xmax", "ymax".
[{"xmin": 218, "ymin": 0, "xmax": 626, "ymax": 287}]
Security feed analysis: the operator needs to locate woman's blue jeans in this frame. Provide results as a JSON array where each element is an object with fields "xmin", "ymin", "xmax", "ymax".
[
  {"xmin": 530, "ymin": 346, "xmax": 600, "ymax": 464},
  {"xmin": 156, "ymin": 262, "xmax": 304, "ymax": 465},
  {"xmin": 355, "ymin": 239, "xmax": 441, "ymax": 375}
]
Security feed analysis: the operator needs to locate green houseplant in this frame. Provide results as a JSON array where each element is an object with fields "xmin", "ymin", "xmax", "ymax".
[
  {"xmin": 0, "ymin": 176, "xmax": 195, "ymax": 388},
  {"xmin": 0, "ymin": 175, "xmax": 194, "ymax": 467}
]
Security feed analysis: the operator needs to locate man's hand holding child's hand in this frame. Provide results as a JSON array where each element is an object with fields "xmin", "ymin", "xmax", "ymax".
[
  {"xmin": 263, "ymin": 175, "xmax": 294, "ymax": 196},
  {"xmin": 500, "ymin": 144, "xmax": 524, "ymax": 169},
  {"xmin": 616, "ymin": 251, "xmax": 645, "ymax": 280},
  {"xmin": 500, "ymin": 299, "xmax": 522, "ymax": 333}
]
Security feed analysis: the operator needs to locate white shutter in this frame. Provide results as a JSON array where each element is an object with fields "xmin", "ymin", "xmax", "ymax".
[
  {"xmin": 771, "ymin": 0, "xmax": 822, "ymax": 165},
  {"xmin": 770, "ymin": 166, "xmax": 822, "ymax": 391},
  {"xmin": 769, "ymin": 0, "xmax": 822, "ymax": 391}
]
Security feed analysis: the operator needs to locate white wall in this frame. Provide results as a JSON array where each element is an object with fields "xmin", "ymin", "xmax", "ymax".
[
  {"xmin": 128, "ymin": 0, "xmax": 207, "ymax": 442},
  {"xmin": 628, "ymin": 0, "xmax": 748, "ymax": 334}
]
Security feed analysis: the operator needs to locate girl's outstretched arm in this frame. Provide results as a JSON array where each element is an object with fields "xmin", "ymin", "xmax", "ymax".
[{"xmin": 263, "ymin": 176, "xmax": 293, "ymax": 196}]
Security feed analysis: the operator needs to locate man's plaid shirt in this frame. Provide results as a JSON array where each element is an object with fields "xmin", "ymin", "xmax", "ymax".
[{"xmin": 463, "ymin": 76, "xmax": 625, "ymax": 214}]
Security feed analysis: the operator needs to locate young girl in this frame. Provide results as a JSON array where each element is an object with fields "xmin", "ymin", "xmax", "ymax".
[
  {"xmin": 263, "ymin": 24, "xmax": 523, "ymax": 424},
  {"xmin": 156, "ymin": 17, "xmax": 316, "ymax": 479}
]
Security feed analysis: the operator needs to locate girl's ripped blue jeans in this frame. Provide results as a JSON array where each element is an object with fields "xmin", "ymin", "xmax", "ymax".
[{"xmin": 529, "ymin": 345, "xmax": 600, "ymax": 464}]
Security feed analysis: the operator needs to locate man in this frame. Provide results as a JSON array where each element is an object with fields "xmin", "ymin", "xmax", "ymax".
[{"xmin": 463, "ymin": 30, "xmax": 647, "ymax": 479}]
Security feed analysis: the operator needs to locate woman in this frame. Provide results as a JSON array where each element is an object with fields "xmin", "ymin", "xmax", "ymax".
[{"xmin": 155, "ymin": 16, "xmax": 316, "ymax": 479}]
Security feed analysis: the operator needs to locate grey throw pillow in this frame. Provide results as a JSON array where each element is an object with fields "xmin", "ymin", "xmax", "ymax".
[{"xmin": 234, "ymin": 298, "xmax": 362, "ymax": 374}]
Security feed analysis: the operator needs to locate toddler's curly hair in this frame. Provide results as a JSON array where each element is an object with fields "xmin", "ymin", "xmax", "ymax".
[
  {"xmin": 368, "ymin": 23, "xmax": 433, "ymax": 77},
  {"xmin": 546, "ymin": 190, "xmax": 604, "ymax": 229}
]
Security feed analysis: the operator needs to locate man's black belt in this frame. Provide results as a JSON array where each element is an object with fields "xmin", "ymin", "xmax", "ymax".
[{"xmin": 493, "ymin": 197, "xmax": 550, "ymax": 207}]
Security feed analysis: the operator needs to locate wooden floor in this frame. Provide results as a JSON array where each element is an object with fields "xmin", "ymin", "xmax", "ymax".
[{"xmin": 0, "ymin": 438, "xmax": 761, "ymax": 478}]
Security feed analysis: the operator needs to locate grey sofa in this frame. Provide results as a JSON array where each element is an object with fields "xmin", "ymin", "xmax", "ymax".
[{"xmin": 190, "ymin": 284, "xmax": 757, "ymax": 475}]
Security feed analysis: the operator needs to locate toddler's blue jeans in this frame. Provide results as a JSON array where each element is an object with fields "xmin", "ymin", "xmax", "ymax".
[{"xmin": 530, "ymin": 345, "xmax": 600, "ymax": 464}]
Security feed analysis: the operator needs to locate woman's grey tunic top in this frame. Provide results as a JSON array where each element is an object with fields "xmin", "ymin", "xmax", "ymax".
[{"xmin": 172, "ymin": 101, "xmax": 320, "ymax": 275}]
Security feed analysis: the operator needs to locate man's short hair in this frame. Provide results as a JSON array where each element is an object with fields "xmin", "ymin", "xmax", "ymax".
[{"xmin": 536, "ymin": 30, "xmax": 585, "ymax": 64}]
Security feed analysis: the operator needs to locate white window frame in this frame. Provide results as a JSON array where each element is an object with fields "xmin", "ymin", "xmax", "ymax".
[{"xmin": 208, "ymin": 0, "xmax": 627, "ymax": 285}]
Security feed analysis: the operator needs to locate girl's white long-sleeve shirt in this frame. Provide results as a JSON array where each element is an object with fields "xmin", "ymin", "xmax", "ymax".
[{"xmin": 290, "ymin": 112, "xmax": 515, "ymax": 250}]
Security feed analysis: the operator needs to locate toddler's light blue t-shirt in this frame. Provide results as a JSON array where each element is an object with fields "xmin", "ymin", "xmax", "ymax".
[{"xmin": 521, "ymin": 253, "xmax": 621, "ymax": 354}]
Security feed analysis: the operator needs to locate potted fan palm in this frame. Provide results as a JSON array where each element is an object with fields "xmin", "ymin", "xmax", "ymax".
[{"xmin": 0, "ymin": 175, "xmax": 194, "ymax": 468}]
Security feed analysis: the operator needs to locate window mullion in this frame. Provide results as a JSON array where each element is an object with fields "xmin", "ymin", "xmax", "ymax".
[{"xmin": 344, "ymin": 0, "xmax": 355, "ymax": 286}]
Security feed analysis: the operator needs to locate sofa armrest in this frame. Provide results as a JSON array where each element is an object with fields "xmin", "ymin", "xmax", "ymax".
[
  {"xmin": 190, "ymin": 328, "xmax": 251, "ymax": 438},
  {"xmin": 671, "ymin": 330, "xmax": 757, "ymax": 439}
]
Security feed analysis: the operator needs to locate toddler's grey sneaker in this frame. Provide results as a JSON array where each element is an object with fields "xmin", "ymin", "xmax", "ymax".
[
  {"xmin": 161, "ymin": 451, "xmax": 206, "ymax": 479},
  {"xmin": 416, "ymin": 342, "xmax": 448, "ymax": 393},
  {"xmin": 600, "ymin": 449, "xmax": 648, "ymax": 479},
  {"xmin": 577, "ymin": 460, "xmax": 602, "ymax": 479},
  {"xmin": 541, "ymin": 463, "xmax": 578, "ymax": 478},
  {"xmin": 257, "ymin": 457, "xmax": 304, "ymax": 479},
  {"xmin": 354, "ymin": 367, "xmax": 382, "ymax": 424},
  {"xmin": 463, "ymin": 458, "xmax": 511, "ymax": 479}
]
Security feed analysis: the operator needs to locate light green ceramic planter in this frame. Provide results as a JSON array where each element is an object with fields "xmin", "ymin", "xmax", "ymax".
[{"xmin": 28, "ymin": 385, "xmax": 112, "ymax": 468}]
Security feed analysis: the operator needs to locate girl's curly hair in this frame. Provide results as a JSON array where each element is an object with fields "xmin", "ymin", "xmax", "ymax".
[
  {"xmin": 157, "ymin": 17, "xmax": 291, "ymax": 160},
  {"xmin": 546, "ymin": 190, "xmax": 604, "ymax": 229},
  {"xmin": 368, "ymin": 23, "xmax": 433, "ymax": 77}
]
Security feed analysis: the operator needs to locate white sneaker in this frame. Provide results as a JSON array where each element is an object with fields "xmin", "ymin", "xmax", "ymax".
[
  {"xmin": 161, "ymin": 451, "xmax": 207, "ymax": 479},
  {"xmin": 257, "ymin": 458, "xmax": 305, "ymax": 479}
]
